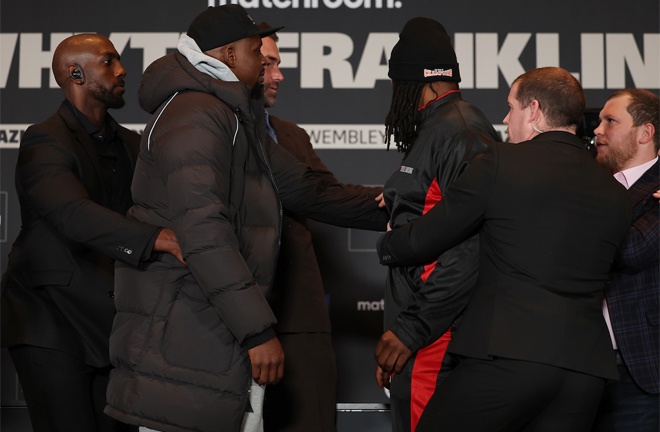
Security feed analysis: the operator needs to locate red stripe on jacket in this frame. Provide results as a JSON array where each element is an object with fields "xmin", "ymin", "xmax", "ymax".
[{"xmin": 411, "ymin": 177, "xmax": 451, "ymax": 431}]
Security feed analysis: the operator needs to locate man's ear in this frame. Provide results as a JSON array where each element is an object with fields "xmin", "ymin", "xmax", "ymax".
[
  {"xmin": 205, "ymin": 45, "xmax": 234, "ymax": 67},
  {"xmin": 68, "ymin": 64, "xmax": 85, "ymax": 84},
  {"xmin": 224, "ymin": 45, "xmax": 236, "ymax": 68},
  {"xmin": 638, "ymin": 123, "xmax": 656, "ymax": 145},
  {"xmin": 527, "ymin": 99, "xmax": 541, "ymax": 122}
]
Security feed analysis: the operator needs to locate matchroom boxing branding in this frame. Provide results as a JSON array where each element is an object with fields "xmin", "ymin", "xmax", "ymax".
[
  {"xmin": 3, "ymin": 32, "xmax": 657, "ymax": 92},
  {"xmin": 357, "ymin": 299, "xmax": 385, "ymax": 311},
  {"xmin": 210, "ymin": 0, "xmax": 403, "ymax": 8}
]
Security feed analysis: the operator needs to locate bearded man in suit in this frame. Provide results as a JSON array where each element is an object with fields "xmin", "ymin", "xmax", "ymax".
[
  {"xmin": 591, "ymin": 88, "xmax": 659, "ymax": 432},
  {"xmin": 1, "ymin": 33, "xmax": 181, "ymax": 432}
]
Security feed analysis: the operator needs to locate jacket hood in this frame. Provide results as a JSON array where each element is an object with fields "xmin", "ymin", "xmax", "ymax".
[{"xmin": 138, "ymin": 52, "xmax": 253, "ymax": 118}]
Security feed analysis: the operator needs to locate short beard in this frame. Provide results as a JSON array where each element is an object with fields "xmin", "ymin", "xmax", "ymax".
[
  {"xmin": 264, "ymin": 85, "xmax": 277, "ymax": 108},
  {"xmin": 264, "ymin": 93, "xmax": 276, "ymax": 108},
  {"xmin": 88, "ymin": 77, "xmax": 125, "ymax": 109},
  {"xmin": 596, "ymin": 132, "xmax": 637, "ymax": 172}
]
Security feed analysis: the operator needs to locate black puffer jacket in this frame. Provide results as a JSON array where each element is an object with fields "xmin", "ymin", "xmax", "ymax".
[{"xmin": 105, "ymin": 53, "xmax": 388, "ymax": 432}]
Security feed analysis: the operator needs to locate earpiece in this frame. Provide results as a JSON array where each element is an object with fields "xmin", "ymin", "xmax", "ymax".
[{"xmin": 70, "ymin": 65, "xmax": 84, "ymax": 82}]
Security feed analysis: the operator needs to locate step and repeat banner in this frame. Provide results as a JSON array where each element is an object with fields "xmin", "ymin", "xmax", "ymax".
[{"xmin": 1, "ymin": 0, "xmax": 659, "ymax": 408}]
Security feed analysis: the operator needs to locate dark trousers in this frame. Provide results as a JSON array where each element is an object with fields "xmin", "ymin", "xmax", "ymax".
[
  {"xmin": 263, "ymin": 332, "xmax": 337, "ymax": 432},
  {"xmin": 9, "ymin": 345, "xmax": 137, "ymax": 432},
  {"xmin": 591, "ymin": 362, "xmax": 659, "ymax": 432},
  {"xmin": 416, "ymin": 357, "xmax": 605, "ymax": 432}
]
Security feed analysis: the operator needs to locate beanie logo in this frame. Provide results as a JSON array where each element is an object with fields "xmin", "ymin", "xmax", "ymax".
[{"xmin": 424, "ymin": 68, "xmax": 453, "ymax": 78}]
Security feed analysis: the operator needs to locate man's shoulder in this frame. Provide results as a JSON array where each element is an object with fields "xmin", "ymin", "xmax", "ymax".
[
  {"xmin": 21, "ymin": 107, "xmax": 78, "ymax": 148},
  {"xmin": 27, "ymin": 106, "xmax": 69, "ymax": 132},
  {"xmin": 640, "ymin": 159, "xmax": 660, "ymax": 183},
  {"xmin": 269, "ymin": 115, "xmax": 311, "ymax": 146},
  {"xmin": 268, "ymin": 115, "xmax": 317, "ymax": 162},
  {"xmin": 167, "ymin": 90, "xmax": 238, "ymax": 123},
  {"xmin": 628, "ymin": 159, "xmax": 660, "ymax": 207},
  {"xmin": 269, "ymin": 115, "xmax": 306, "ymax": 135},
  {"xmin": 425, "ymin": 100, "xmax": 498, "ymax": 141}
]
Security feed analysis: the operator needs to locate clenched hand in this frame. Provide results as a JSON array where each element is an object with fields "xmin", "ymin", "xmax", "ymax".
[
  {"xmin": 375, "ymin": 330, "xmax": 412, "ymax": 378},
  {"xmin": 248, "ymin": 337, "xmax": 285, "ymax": 385}
]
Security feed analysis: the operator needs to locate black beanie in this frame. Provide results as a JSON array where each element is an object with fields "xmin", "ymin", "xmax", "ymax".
[
  {"xmin": 187, "ymin": 5, "xmax": 283, "ymax": 51},
  {"xmin": 388, "ymin": 17, "xmax": 461, "ymax": 83}
]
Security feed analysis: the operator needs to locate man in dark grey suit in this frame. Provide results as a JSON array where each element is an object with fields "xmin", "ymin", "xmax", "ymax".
[
  {"xmin": 591, "ymin": 89, "xmax": 659, "ymax": 432},
  {"xmin": 1, "ymin": 34, "xmax": 181, "ymax": 432},
  {"xmin": 377, "ymin": 67, "xmax": 632, "ymax": 431}
]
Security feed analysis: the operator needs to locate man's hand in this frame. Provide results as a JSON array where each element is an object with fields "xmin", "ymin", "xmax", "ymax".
[
  {"xmin": 375, "ymin": 364, "xmax": 391, "ymax": 389},
  {"xmin": 154, "ymin": 228, "xmax": 185, "ymax": 265},
  {"xmin": 653, "ymin": 189, "xmax": 660, "ymax": 202},
  {"xmin": 375, "ymin": 330, "xmax": 413, "ymax": 376},
  {"xmin": 248, "ymin": 337, "xmax": 285, "ymax": 385},
  {"xmin": 375, "ymin": 192, "xmax": 386, "ymax": 208}
]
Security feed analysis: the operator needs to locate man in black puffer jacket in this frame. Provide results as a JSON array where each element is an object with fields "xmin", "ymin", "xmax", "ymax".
[{"xmin": 104, "ymin": 6, "xmax": 388, "ymax": 432}]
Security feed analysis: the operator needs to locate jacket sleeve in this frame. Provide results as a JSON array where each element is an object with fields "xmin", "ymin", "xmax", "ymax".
[
  {"xmin": 386, "ymin": 131, "xmax": 491, "ymax": 351},
  {"xmin": 379, "ymin": 143, "xmax": 498, "ymax": 267},
  {"xmin": 277, "ymin": 121, "xmax": 384, "ymax": 199},
  {"xmin": 389, "ymin": 234, "xmax": 479, "ymax": 352},
  {"xmin": 265, "ymin": 136, "xmax": 389, "ymax": 231},
  {"xmin": 15, "ymin": 125, "xmax": 159, "ymax": 267},
  {"xmin": 151, "ymin": 106, "xmax": 275, "ymax": 347},
  {"xmin": 304, "ymin": 140, "xmax": 385, "ymax": 201},
  {"xmin": 613, "ymin": 195, "xmax": 659, "ymax": 272}
]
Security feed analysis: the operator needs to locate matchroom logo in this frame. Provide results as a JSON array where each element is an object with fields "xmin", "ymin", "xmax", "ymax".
[
  {"xmin": 211, "ymin": 0, "xmax": 403, "ymax": 8},
  {"xmin": 357, "ymin": 299, "xmax": 384, "ymax": 311}
]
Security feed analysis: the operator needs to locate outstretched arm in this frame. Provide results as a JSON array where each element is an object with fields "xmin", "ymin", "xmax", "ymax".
[
  {"xmin": 378, "ymin": 145, "xmax": 497, "ymax": 267},
  {"xmin": 266, "ymin": 137, "xmax": 389, "ymax": 231}
]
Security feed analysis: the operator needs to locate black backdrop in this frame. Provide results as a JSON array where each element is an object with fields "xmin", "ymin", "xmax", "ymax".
[{"xmin": 1, "ymin": 0, "xmax": 658, "ymax": 408}]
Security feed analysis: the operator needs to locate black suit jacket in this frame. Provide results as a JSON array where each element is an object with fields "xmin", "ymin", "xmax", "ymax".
[
  {"xmin": 606, "ymin": 160, "xmax": 659, "ymax": 393},
  {"xmin": 269, "ymin": 115, "xmax": 384, "ymax": 332},
  {"xmin": 1, "ymin": 102, "xmax": 158, "ymax": 367},
  {"xmin": 379, "ymin": 132, "xmax": 632, "ymax": 379}
]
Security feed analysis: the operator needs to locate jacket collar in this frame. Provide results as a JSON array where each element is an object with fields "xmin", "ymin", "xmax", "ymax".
[
  {"xmin": 417, "ymin": 90, "xmax": 462, "ymax": 125},
  {"xmin": 63, "ymin": 99, "xmax": 118, "ymax": 141},
  {"xmin": 530, "ymin": 130, "xmax": 585, "ymax": 150},
  {"xmin": 57, "ymin": 101, "xmax": 135, "ymax": 183},
  {"xmin": 58, "ymin": 101, "xmax": 106, "ymax": 181}
]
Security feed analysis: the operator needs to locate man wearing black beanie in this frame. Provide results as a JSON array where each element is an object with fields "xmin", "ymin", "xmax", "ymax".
[{"xmin": 374, "ymin": 17, "xmax": 500, "ymax": 432}]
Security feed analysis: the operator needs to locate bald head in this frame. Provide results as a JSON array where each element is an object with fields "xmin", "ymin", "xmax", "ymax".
[
  {"xmin": 52, "ymin": 33, "xmax": 127, "ymax": 123},
  {"xmin": 53, "ymin": 34, "xmax": 112, "ymax": 87}
]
